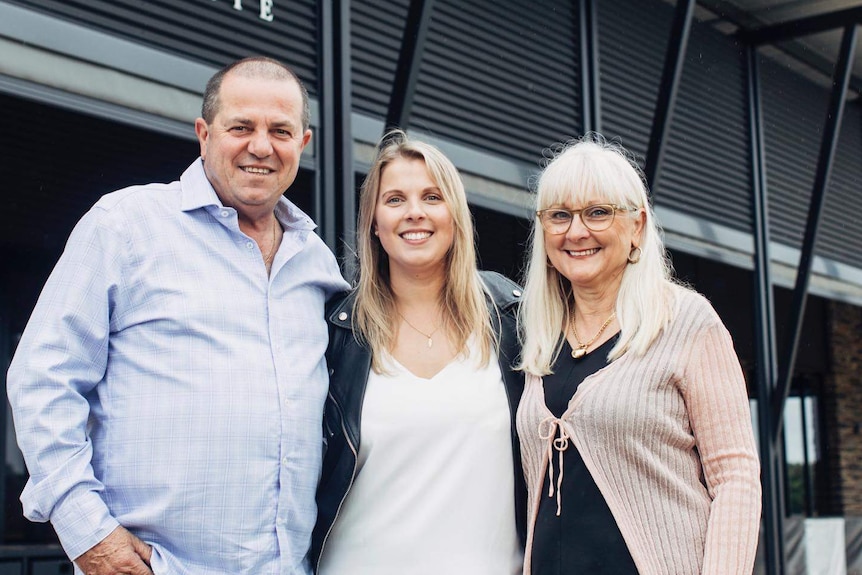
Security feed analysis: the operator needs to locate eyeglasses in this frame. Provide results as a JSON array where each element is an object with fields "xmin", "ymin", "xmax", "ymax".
[{"xmin": 536, "ymin": 204, "xmax": 633, "ymax": 234}]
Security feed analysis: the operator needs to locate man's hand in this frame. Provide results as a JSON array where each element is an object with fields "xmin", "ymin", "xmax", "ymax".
[{"xmin": 75, "ymin": 526, "xmax": 153, "ymax": 575}]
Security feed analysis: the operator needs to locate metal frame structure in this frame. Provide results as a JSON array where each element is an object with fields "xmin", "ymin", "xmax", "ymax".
[
  {"xmin": 0, "ymin": 303, "xmax": 7, "ymax": 543},
  {"xmin": 746, "ymin": 42, "xmax": 786, "ymax": 574},
  {"xmin": 579, "ymin": 0, "xmax": 602, "ymax": 133},
  {"xmin": 643, "ymin": 0, "xmax": 695, "ymax": 194},
  {"xmin": 317, "ymin": 0, "xmax": 355, "ymax": 269},
  {"xmin": 385, "ymin": 0, "xmax": 435, "ymax": 135},
  {"xmin": 770, "ymin": 26, "xmax": 857, "ymax": 440},
  {"xmin": 744, "ymin": 15, "xmax": 860, "ymax": 575}
]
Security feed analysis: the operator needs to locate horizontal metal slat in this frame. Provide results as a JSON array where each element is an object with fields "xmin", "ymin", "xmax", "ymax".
[{"xmin": 8, "ymin": 0, "xmax": 319, "ymax": 89}]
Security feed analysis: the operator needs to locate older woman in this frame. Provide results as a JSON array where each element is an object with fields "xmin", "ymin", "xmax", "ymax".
[
  {"xmin": 311, "ymin": 130, "xmax": 525, "ymax": 574},
  {"xmin": 517, "ymin": 134, "xmax": 761, "ymax": 574}
]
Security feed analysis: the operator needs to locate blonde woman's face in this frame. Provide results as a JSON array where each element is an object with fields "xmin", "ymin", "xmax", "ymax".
[{"xmin": 373, "ymin": 158, "xmax": 455, "ymax": 279}]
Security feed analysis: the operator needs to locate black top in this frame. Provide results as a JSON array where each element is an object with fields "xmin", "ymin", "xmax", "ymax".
[{"xmin": 530, "ymin": 335, "xmax": 639, "ymax": 575}]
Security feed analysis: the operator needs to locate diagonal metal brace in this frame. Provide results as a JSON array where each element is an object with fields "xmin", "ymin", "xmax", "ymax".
[
  {"xmin": 644, "ymin": 0, "xmax": 695, "ymax": 194},
  {"xmin": 771, "ymin": 25, "xmax": 858, "ymax": 439},
  {"xmin": 384, "ymin": 0, "xmax": 435, "ymax": 134}
]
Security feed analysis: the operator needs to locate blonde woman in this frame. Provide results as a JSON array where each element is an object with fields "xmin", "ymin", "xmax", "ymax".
[
  {"xmin": 517, "ymin": 134, "xmax": 761, "ymax": 574},
  {"xmin": 312, "ymin": 131, "xmax": 525, "ymax": 574}
]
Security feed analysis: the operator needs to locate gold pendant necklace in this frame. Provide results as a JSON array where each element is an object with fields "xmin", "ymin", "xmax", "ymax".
[
  {"xmin": 571, "ymin": 311, "xmax": 616, "ymax": 359},
  {"xmin": 398, "ymin": 312, "xmax": 440, "ymax": 348}
]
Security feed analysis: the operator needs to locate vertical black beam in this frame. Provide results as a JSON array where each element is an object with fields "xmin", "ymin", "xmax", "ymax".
[
  {"xmin": 579, "ymin": 0, "xmax": 601, "ymax": 133},
  {"xmin": 384, "ymin": 0, "xmax": 435, "ymax": 134},
  {"xmin": 799, "ymin": 384, "xmax": 814, "ymax": 516},
  {"xmin": 643, "ymin": 0, "xmax": 695, "ymax": 193},
  {"xmin": 318, "ymin": 0, "xmax": 355, "ymax": 269},
  {"xmin": 747, "ymin": 44, "xmax": 785, "ymax": 575},
  {"xmin": 771, "ymin": 25, "xmax": 858, "ymax": 437},
  {"xmin": 0, "ymin": 298, "xmax": 8, "ymax": 542}
]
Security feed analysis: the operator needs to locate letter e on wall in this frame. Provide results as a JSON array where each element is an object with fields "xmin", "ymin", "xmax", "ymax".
[{"xmin": 260, "ymin": 0, "xmax": 274, "ymax": 22}]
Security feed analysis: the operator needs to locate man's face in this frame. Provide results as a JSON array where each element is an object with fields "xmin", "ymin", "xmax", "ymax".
[{"xmin": 195, "ymin": 73, "xmax": 311, "ymax": 222}]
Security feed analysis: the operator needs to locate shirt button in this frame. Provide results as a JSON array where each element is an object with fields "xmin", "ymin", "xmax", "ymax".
[
  {"xmin": 282, "ymin": 457, "xmax": 288, "ymax": 466},
  {"xmin": 220, "ymin": 210, "xmax": 230, "ymax": 217},
  {"xmin": 246, "ymin": 241, "xmax": 254, "ymax": 249},
  {"xmin": 512, "ymin": 289, "xmax": 522, "ymax": 297},
  {"xmin": 338, "ymin": 312, "xmax": 348, "ymax": 321}
]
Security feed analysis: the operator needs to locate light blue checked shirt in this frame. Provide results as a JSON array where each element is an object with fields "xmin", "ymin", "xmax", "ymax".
[{"xmin": 7, "ymin": 159, "xmax": 349, "ymax": 574}]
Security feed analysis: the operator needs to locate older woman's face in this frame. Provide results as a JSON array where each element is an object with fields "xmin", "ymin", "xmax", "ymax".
[{"xmin": 544, "ymin": 200, "xmax": 645, "ymax": 294}]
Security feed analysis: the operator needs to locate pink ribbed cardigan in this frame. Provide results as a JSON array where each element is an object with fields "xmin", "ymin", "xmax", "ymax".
[{"xmin": 517, "ymin": 287, "xmax": 761, "ymax": 575}]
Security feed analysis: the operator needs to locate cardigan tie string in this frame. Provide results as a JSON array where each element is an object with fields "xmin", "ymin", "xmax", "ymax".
[{"xmin": 538, "ymin": 416, "xmax": 571, "ymax": 516}]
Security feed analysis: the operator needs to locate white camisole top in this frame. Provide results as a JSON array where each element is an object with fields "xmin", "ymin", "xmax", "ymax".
[{"xmin": 317, "ymin": 346, "xmax": 522, "ymax": 575}]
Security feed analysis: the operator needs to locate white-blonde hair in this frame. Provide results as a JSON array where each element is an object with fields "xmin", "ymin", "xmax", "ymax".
[
  {"xmin": 518, "ymin": 133, "xmax": 677, "ymax": 375},
  {"xmin": 354, "ymin": 130, "xmax": 494, "ymax": 372}
]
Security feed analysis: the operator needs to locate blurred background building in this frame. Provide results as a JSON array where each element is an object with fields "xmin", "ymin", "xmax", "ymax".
[{"xmin": 0, "ymin": 0, "xmax": 861, "ymax": 573}]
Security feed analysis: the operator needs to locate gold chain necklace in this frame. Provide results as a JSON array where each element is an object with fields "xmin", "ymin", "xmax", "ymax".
[
  {"xmin": 398, "ymin": 312, "xmax": 441, "ymax": 348},
  {"xmin": 570, "ymin": 311, "xmax": 616, "ymax": 359},
  {"xmin": 262, "ymin": 218, "xmax": 279, "ymax": 264}
]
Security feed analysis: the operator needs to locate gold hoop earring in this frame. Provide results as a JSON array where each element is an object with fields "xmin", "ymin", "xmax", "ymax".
[{"xmin": 628, "ymin": 246, "xmax": 642, "ymax": 264}]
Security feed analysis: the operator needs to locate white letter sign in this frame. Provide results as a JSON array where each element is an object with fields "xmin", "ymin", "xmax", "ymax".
[
  {"xmin": 260, "ymin": 0, "xmax": 274, "ymax": 21},
  {"xmin": 211, "ymin": 0, "xmax": 275, "ymax": 22}
]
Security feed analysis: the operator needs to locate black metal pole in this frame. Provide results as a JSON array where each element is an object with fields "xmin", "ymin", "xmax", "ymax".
[
  {"xmin": 772, "ymin": 25, "xmax": 858, "ymax": 438},
  {"xmin": 747, "ymin": 43, "xmax": 785, "ymax": 575},
  {"xmin": 643, "ymin": 0, "xmax": 695, "ymax": 193},
  {"xmin": 579, "ymin": 0, "xmax": 601, "ymax": 134},
  {"xmin": 799, "ymin": 384, "xmax": 813, "ymax": 517},
  {"xmin": 317, "ymin": 0, "xmax": 355, "ymax": 271},
  {"xmin": 384, "ymin": 0, "xmax": 435, "ymax": 134},
  {"xmin": 0, "ymin": 301, "xmax": 8, "ymax": 542}
]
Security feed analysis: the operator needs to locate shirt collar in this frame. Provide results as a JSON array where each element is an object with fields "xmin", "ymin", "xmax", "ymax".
[{"xmin": 180, "ymin": 158, "xmax": 317, "ymax": 231}]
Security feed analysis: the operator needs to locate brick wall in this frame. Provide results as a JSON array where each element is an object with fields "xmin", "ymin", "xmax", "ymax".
[{"xmin": 825, "ymin": 300, "xmax": 862, "ymax": 516}]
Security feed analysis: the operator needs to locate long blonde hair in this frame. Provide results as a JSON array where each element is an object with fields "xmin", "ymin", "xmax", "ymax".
[
  {"xmin": 519, "ymin": 133, "xmax": 676, "ymax": 375},
  {"xmin": 354, "ymin": 130, "xmax": 494, "ymax": 372}
]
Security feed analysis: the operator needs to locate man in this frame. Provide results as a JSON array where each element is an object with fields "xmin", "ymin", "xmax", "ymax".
[{"xmin": 6, "ymin": 57, "xmax": 349, "ymax": 575}]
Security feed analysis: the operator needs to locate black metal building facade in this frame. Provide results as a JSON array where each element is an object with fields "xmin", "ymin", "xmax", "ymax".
[{"xmin": 1, "ymin": 0, "xmax": 861, "ymax": 573}]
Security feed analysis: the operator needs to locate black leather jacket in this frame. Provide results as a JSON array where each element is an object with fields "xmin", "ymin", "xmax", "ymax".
[{"xmin": 311, "ymin": 270, "xmax": 527, "ymax": 569}]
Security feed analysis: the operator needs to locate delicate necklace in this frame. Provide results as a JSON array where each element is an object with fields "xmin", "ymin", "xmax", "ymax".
[
  {"xmin": 262, "ymin": 218, "xmax": 279, "ymax": 265},
  {"xmin": 398, "ymin": 311, "xmax": 441, "ymax": 348},
  {"xmin": 570, "ymin": 311, "xmax": 616, "ymax": 359}
]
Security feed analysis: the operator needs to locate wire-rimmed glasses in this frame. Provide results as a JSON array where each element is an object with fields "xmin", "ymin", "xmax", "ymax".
[{"xmin": 536, "ymin": 204, "xmax": 633, "ymax": 234}]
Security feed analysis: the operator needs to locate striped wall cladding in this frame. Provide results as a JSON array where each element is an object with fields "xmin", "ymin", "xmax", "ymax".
[
  {"xmin": 598, "ymin": 0, "xmax": 861, "ymax": 267},
  {"xmin": 7, "ymin": 0, "xmax": 862, "ymax": 269},
  {"xmin": 760, "ymin": 55, "xmax": 862, "ymax": 269},
  {"xmin": 352, "ymin": 0, "xmax": 583, "ymax": 165},
  {"xmin": 5, "ymin": 0, "xmax": 320, "ymax": 93},
  {"xmin": 600, "ymin": 0, "xmax": 752, "ymax": 234}
]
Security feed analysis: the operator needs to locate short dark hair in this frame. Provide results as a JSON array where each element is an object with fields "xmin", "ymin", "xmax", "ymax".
[{"xmin": 201, "ymin": 56, "xmax": 310, "ymax": 130}]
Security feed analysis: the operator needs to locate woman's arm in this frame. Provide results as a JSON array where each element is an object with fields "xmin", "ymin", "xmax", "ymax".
[{"xmin": 683, "ymin": 320, "xmax": 762, "ymax": 575}]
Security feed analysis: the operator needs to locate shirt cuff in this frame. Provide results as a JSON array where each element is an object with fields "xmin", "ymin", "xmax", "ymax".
[{"xmin": 36, "ymin": 487, "xmax": 118, "ymax": 560}]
